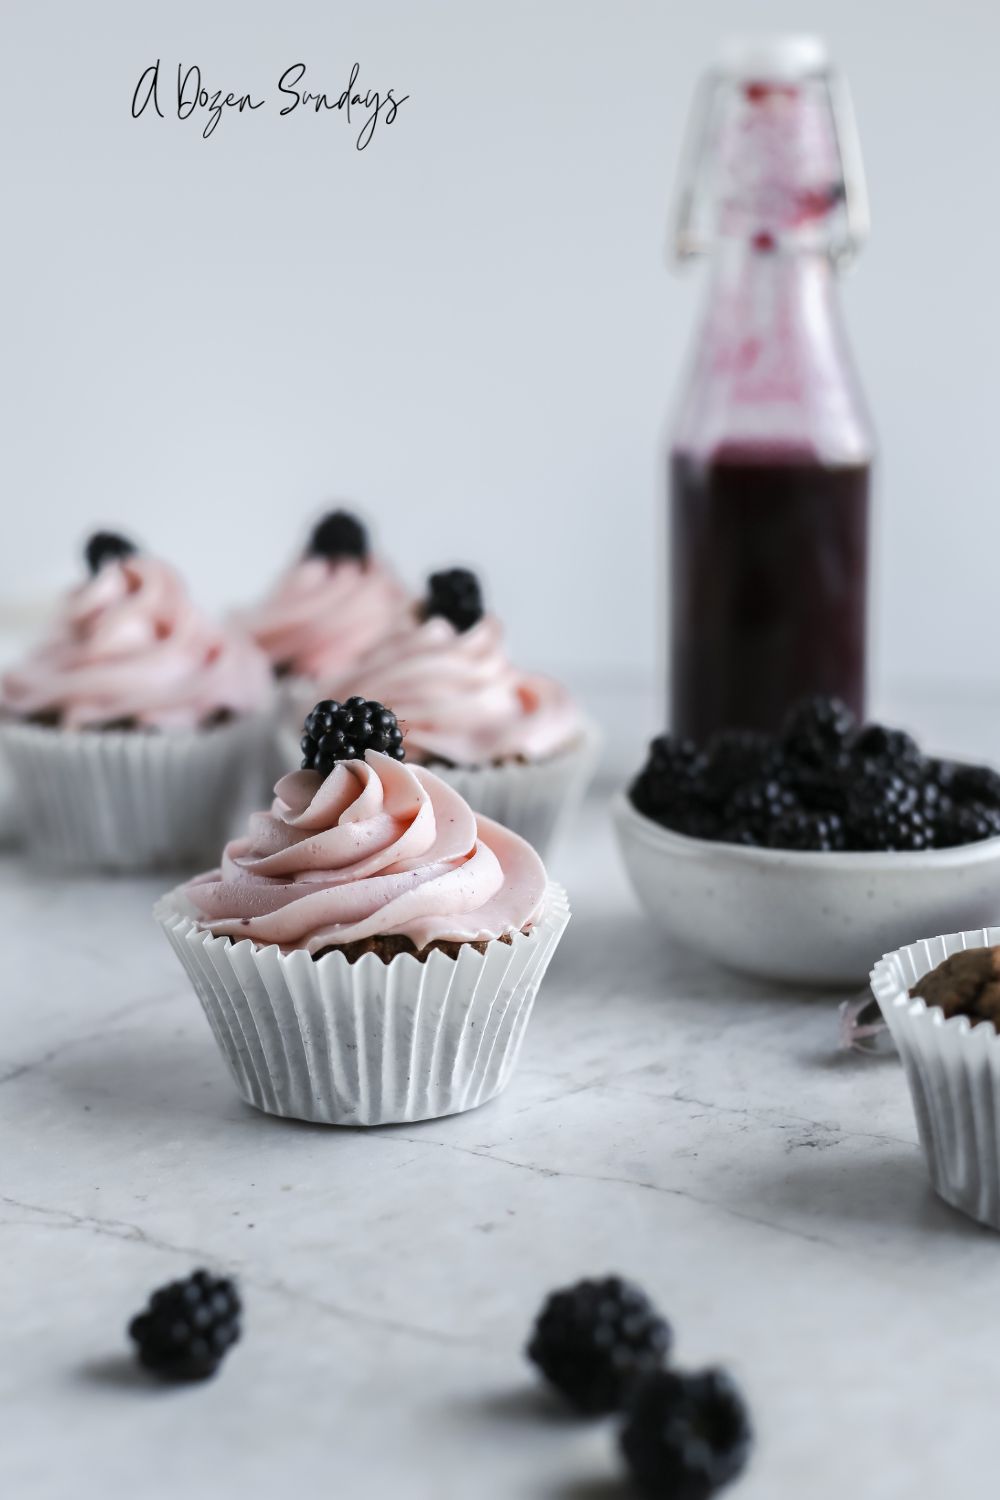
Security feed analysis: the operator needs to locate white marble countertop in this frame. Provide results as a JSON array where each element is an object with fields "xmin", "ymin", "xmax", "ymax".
[{"xmin": 3, "ymin": 734, "xmax": 1000, "ymax": 1499}]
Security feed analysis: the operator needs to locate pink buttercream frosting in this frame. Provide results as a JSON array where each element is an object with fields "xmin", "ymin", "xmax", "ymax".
[
  {"xmin": 1, "ymin": 556, "xmax": 271, "ymax": 730},
  {"xmin": 326, "ymin": 612, "xmax": 583, "ymax": 766},
  {"xmin": 244, "ymin": 556, "xmax": 408, "ymax": 681},
  {"xmin": 184, "ymin": 750, "xmax": 547, "ymax": 953}
]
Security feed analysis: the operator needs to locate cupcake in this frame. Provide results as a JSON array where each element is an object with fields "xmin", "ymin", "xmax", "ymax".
[
  {"xmin": 243, "ymin": 507, "xmax": 408, "ymax": 683},
  {"xmin": 156, "ymin": 698, "xmax": 571, "ymax": 1126},
  {"xmin": 871, "ymin": 932, "xmax": 1000, "ymax": 1230},
  {"xmin": 0, "ymin": 531, "xmax": 271, "ymax": 870},
  {"xmin": 279, "ymin": 568, "xmax": 600, "ymax": 855}
]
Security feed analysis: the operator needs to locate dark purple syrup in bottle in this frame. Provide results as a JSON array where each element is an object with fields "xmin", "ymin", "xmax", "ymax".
[{"xmin": 670, "ymin": 445, "xmax": 870, "ymax": 741}]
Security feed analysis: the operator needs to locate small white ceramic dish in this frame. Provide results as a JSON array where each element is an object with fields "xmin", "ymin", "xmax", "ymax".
[{"xmin": 612, "ymin": 791, "xmax": 1000, "ymax": 986}]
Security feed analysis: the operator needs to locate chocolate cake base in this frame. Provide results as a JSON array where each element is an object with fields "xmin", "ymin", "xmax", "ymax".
[
  {"xmin": 24, "ymin": 707, "xmax": 237, "ymax": 732},
  {"xmin": 910, "ymin": 948, "xmax": 1000, "ymax": 1029},
  {"xmin": 312, "ymin": 931, "xmax": 517, "ymax": 965}
]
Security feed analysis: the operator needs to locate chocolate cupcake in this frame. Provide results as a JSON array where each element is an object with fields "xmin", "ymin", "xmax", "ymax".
[
  {"xmin": 871, "ymin": 930, "xmax": 1000, "ymax": 1230},
  {"xmin": 0, "ymin": 534, "xmax": 270, "ymax": 869},
  {"xmin": 155, "ymin": 699, "xmax": 570, "ymax": 1125},
  {"xmin": 280, "ymin": 569, "xmax": 600, "ymax": 855},
  {"xmin": 242, "ymin": 507, "xmax": 409, "ymax": 683}
]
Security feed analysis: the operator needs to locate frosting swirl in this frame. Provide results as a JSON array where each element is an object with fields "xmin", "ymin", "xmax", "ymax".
[
  {"xmin": 185, "ymin": 750, "xmax": 546, "ymax": 953},
  {"xmin": 327, "ymin": 612, "xmax": 583, "ymax": 766},
  {"xmin": 1, "ymin": 556, "xmax": 270, "ymax": 729},
  {"xmin": 244, "ymin": 556, "xmax": 408, "ymax": 680}
]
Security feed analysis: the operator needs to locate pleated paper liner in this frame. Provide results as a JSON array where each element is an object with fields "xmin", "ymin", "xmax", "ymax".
[
  {"xmin": 871, "ymin": 926, "xmax": 1000, "ymax": 1230},
  {"xmin": 0, "ymin": 714, "xmax": 266, "ymax": 872},
  {"xmin": 155, "ymin": 881, "xmax": 571, "ymax": 1126}
]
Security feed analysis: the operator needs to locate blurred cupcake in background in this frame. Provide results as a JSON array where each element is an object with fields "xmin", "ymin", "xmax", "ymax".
[
  {"xmin": 243, "ymin": 507, "xmax": 409, "ymax": 683},
  {"xmin": 280, "ymin": 568, "xmax": 600, "ymax": 855},
  {"xmin": 0, "ymin": 530, "xmax": 270, "ymax": 870}
]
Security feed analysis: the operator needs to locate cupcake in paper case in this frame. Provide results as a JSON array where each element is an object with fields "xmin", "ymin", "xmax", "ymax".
[
  {"xmin": 279, "ymin": 567, "xmax": 600, "ymax": 855},
  {"xmin": 0, "ymin": 530, "xmax": 271, "ymax": 870},
  {"xmin": 156, "ymin": 698, "xmax": 571, "ymax": 1126},
  {"xmin": 870, "ymin": 928, "xmax": 1000, "ymax": 1230},
  {"xmin": 242, "ymin": 507, "xmax": 409, "ymax": 684}
]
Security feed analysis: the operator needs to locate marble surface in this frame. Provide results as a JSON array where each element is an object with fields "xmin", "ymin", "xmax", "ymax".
[{"xmin": 3, "ymin": 775, "xmax": 1000, "ymax": 1500}]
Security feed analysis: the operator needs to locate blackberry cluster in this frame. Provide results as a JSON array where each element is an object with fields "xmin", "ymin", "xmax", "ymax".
[
  {"xmin": 525, "ymin": 1277, "xmax": 754, "ymax": 1498},
  {"xmin": 629, "ymin": 695, "xmax": 1000, "ymax": 852},
  {"xmin": 307, "ymin": 508, "xmax": 369, "ymax": 562},
  {"xmin": 129, "ymin": 1270, "xmax": 241, "ymax": 1382},
  {"xmin": 424, "ymin": 568, "xmax": 484, "ymax": 633},
  {"xmin": 526, "ymin": 1276, "xmax": 672, "ymax": 1415},
  {"xmin": 620, "ymin": 1368, "xmax": 754, "ymax": 1500},
  {"xmin": 85, "ymin": 530, "xmax": 136, "ymax": 574},
  {"xmin": 301, "ymin": 698, "xmax": 405, "ymax": 774}
]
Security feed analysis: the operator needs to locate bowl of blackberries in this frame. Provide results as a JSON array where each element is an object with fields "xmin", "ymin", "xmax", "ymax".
[{"xmin": 613, "ymin": 697, "xmax": 1000, "ymax": 986}]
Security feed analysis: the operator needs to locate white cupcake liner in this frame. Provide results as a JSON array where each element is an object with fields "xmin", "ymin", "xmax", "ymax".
[
  {"xmin": 274, "ymin": 713, "xmax": 602, "ymax": 857},
  {"xmin": 0, "ymin": 715, "xmax": 266, "ymax": 872},
  {"xmin": 154, "ymin": 881, "xmax": 571, "ymax": 1126},
  {"xmin": 871, "ymin": 927, "xmax": 1000, "ymax": 1229}
]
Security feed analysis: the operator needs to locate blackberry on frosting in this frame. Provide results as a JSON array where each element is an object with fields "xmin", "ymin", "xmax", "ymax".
[
  {"xmin": 307, "ymin": 508, "xmax": 369, "ymax": 563},
  {"xmin": 84, "ymin": 530, "xmax": 137, "ymax": 575},
  {"xmin": 300, "ymin": 697, "xmax": 405, "ymax": 776},
  {"xmin": 424, "ymin": 568, "xmax": 484, "ymax": 633}
]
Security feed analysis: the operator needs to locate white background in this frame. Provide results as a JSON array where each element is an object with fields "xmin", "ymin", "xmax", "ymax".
[{"xmin": 2, "ymin": 0, "xmax": 995, "ymax": 731}]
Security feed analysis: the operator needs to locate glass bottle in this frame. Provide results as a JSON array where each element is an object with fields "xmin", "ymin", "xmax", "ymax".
[{"xmin": 667, "ymin": 36, "xmax": 874, "ymax": 742}]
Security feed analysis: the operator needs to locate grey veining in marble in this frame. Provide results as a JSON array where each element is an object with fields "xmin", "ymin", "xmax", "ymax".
[{"xmin": 2, "ymin": 778, "xmax": 998, "ymax": 1500}]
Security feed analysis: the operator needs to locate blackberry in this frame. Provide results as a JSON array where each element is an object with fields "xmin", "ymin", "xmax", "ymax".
[
  {"xmin": 943, "ymin": 762, "xmax": 1000, "ymax": 811},
  {"xmin": 301, "ymin": 698, "xmax": 405, "ymax": 775},
  {"xmin": 701, "ymin": 730, "xmax": 781, "ymax": 804},
  {"xmin": 621, "ymin": 1368, "xmax": 753, "ymax": 1500},
  {"xmin": 526, "ymin": 1276, "xmax": 672, "ymax": 1415},
  {"xmin": 721, "ymin": 779, "xmax": 798, "ymax": 845},
  {"xmin": 851, "ymin": 722, "xmax": 924, "ymax": 778},
  {"xmin": 128, "ymin": 1269, "xmax": 241, "ymax": 1382},
  {"xmin": 424, "ymin": 568, "xmax": 484, "ymax": 633},
  {"xmin": 785, "ymin": 761, "xmax": 852, "ymax": 815},
  {"xmin": 844, "ymin": 774, "xmax": 931, "ymax": 851},
  {"xmin": 307, "ymin": 508, "xmax": 368, "ymax": 563},
  {"xmin": 781, "ymin": 696, "xmax": 855, "ymax": 768},
  {"xmin": 631, "ymin": 736, "xmax": 702, "ymax": 821},
  {"xmin": 85, "ymin": 530, "xmax": 137, "ymax": 574},
  {"xmin": 933, "ymin": 801, "xmax": 1000, "ymax": 849},
  {"xmin": 767, "ymin": 808, "xmax": 845, "ymax": 852}
]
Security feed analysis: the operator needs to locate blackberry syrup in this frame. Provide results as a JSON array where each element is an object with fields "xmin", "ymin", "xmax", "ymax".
[{"xmin": 670, "ymin": 446, "xmax": 869, "ymax": 740}]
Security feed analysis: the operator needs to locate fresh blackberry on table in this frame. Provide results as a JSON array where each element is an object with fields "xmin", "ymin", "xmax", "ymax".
[
  {"xmin": 306, "ymin": 508, "xmax": 369, "ymax": 562},
  {"xmin": 701, "ymin": 730, "xmax": 782, "ymax": 804},
  {"xmin": 767, "ymin": 808, "xmax": 845, "ymax": 852},
  {"xmin": 780, "ymin": 695, "xmax": 855, "ymax": 769},
  {"xmin": 620, "ymin": 1367, "xmax": 753, "ymax": 1500},
  {"xmin": 84, "ymin": 530, "xmax": 137, "ymax": 574},
  {"xmin": 301, "ymin": 698, "xmax": 405, "ymax": 774},
  {"xmin": 721, "ymin": 779, "xmax": 798, "ymax": 845},
  {"xmin": 526, "ymin": 1276, "xmax": 672, "ymax": 1415},
  {"xmin": 424, "ymin": 567, "xmax": 484, "ymax": 633},
  {"xmin": 851, "ymin": 722, "xmax": 925, "ymax": 779},
  {"xmin": 128, "ymin": 1269, "xmax": 241, "ymax": 1382}
]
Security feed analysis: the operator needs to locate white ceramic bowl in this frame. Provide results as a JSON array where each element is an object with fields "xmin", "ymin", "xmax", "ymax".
[{"xmin": 612, "ymin": 791, "xmax": 1000, "ymax": 986}]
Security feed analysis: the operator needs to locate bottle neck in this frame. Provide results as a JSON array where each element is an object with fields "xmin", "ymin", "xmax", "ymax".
[{"xmin": 673, "ymin": 240, "xmax": 873, "ymax": 465}]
